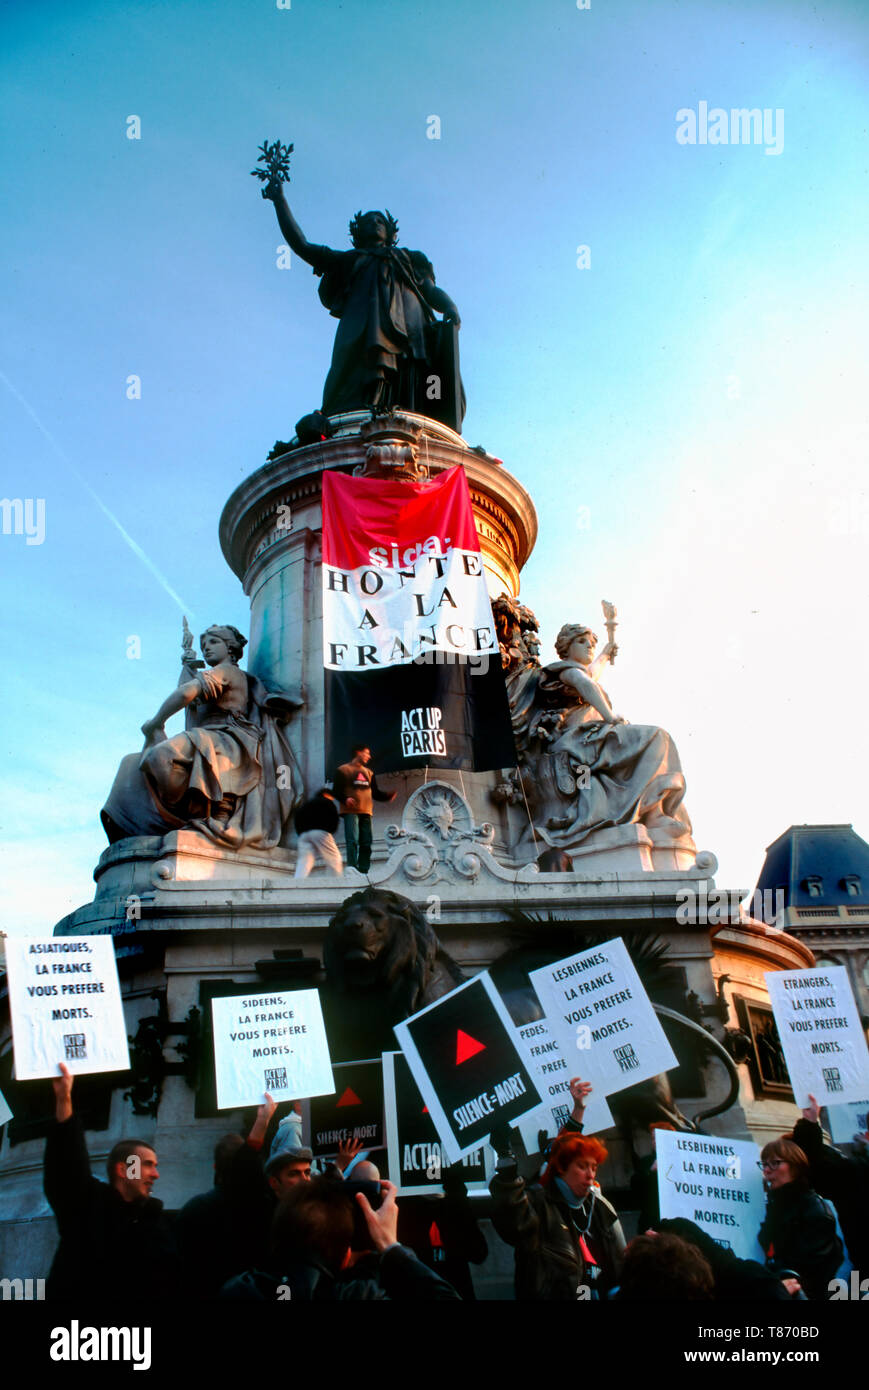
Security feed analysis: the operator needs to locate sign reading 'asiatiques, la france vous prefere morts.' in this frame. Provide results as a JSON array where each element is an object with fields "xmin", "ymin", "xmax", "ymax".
[
  {"xmin": 394, "ymin": 973, "xmax": 542, "ymax": 1163},
  {"xmin": 654, "ymin": 1129, "xmax": 767, "ymax": 1263},
  {"xmin": 5, "ymin": 936, "xmax": 131, "ymax": 1081},
  {"xmin": 529, "ymin": 937, "xmax": 677, "ymax": 1102},
  {"xmin": 765, "ymin": 966, "xmax": 869, "ymax": 1107},
  {"xmin": 211, "ymin": 989, "xmax": 334, "ymax": 1110},
  {"xmin": 321, "ymin": 464, "xmax": 515, "ymax": 774}
]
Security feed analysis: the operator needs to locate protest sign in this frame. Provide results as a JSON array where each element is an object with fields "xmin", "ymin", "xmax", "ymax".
[
  {"xmin": 211, "ymin": 988, "xmax": 334, "ymax": 1111},
  {"xmin": 655, "ymin": 1129, "xmax": 766, "ymax": 1262},
  {"xmin": 394, "ymin": 973, "xmax": 542, "ymax": 1162},
  {"xmin": 382, "ymin": 1051, "xmax": 490, "ymax": 1194},
  {"xmin": 826, "ymin": 1100, "xmax": 869, "ymax": 1145},
  {"xmin": 529, "ymin": 938, "xmax": 677, "ymax": 1103},
  {"xmin": 0, "ymin": 1087, "xmax": 11, "ymax": 1127},
  {"xmin": 307, "ymin": 1058, "xmax": 385, "ymax": 1157},
  {"xmin": 513, "ymin": 1018, "xmax": 614, "ymax": 1151},
  {"xmin": 5, "ymin": 936, "xmax": 131, "ymax": 1080},
  {"xmin": 765, "ymin": 966, "xmax": 869, "ymax": 1107}
]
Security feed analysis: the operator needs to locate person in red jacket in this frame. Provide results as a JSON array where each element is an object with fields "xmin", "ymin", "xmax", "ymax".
[{"xmin": 332, "ymin": 746, "xmax": 396, "ymax": 873}]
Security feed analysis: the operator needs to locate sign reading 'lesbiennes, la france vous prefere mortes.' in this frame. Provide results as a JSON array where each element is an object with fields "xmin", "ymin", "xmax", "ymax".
[
  {"xmin": 765, "ymin": 966, "xmax": 869, "ymax": 1107},
  {"xmin": 655, "ymin": 1129, "xmax": 767, "ymax": 1262},
  {"xmin": 394, "ymin": 973, "xmax": 542, "ymax": 1163},
  {"xmin": 529, "ymin": 937, "xmax": 677, "ymax": 1102},
  {"xmin": 5, "ymin": 936, "xmax": 131, "ymax": 1080},
  {"xmin": 211, "ymin": 989, "xmax": 334, "ymax": 1110}
]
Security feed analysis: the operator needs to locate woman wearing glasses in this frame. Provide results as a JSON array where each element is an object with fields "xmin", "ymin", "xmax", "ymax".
[{"xmin": 757, "ymin": 1138, "xmax": 843, "ymax": 1300}]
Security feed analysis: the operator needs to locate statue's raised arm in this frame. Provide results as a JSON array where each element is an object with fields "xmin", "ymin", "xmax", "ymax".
[
  {"xmin": 256, "ymin": 142, "xmax": 465, "ymax": 429},
  {"xmin": 263, "ymin": 177, "xmax": 320, "ymax": 268}
]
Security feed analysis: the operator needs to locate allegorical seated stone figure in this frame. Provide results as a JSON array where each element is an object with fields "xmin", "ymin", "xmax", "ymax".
[
  {"xmin": 263, "ymin": 179, "xmax": 464, "ymax": 428},
  {"xmin": 101, "ymin": 625, "xmax": 302, "ymax": 850},
  {"xmin": 494, "ymin": 600, "xmax": 692, "ymax": 854}
]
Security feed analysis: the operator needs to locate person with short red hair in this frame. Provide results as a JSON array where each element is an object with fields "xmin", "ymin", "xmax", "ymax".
[{"xmin": 489, "ymin": 1078, "xmax": 625, "ymax": 1300}]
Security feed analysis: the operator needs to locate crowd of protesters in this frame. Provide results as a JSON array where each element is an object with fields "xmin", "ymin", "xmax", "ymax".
[{"xmin": 42, "ymin": 1065, "xmax": 867, "ymax": 1302}]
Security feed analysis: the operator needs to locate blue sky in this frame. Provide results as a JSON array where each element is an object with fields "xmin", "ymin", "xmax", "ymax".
[{"xmin": 2, "ymin": 0, "xmax": 868, "ymax": 933}]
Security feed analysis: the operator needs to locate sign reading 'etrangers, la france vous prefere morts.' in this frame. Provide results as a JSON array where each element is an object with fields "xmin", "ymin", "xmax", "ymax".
[
  {"xmin": 765, "ymin": 966, "xmax": 869, "ymax": 1107},
  {"xmin": 5, "ymin": 936, "xmax": 130, "ymax": 1081}
]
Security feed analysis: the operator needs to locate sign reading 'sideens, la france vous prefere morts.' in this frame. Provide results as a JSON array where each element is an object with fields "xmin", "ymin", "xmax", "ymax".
[
  {"xmin": 211, "ymin": 989, "xmax": 334, "ymax": 1111},
  {"xmin": 529, "ymin": 937, "xmax": 677, "ymax": 1102},
  {"xmin": 765, "ymin": 966, "xmax": 869, "ymax": 1107},
  {"xmin": 5, "ymin": 936, "xmax": 130, "ymax": 1081}
]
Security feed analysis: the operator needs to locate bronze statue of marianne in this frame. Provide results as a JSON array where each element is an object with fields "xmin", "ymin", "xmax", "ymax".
[{"xmin": 262, "ymin": 177, "xmax": 465, "ymax": 431}]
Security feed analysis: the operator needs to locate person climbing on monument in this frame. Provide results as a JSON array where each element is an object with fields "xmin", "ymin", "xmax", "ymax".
[
  {"xmin": 332, "ymin": 745, "xmax": 396, "ymax": 874},
  {"xmin": 293, "ymin": 786, "xmax": 343, "ymax": 878},
  {"xmin": 261, "ymin": 177, "xmax": 464, "ymax": 426}
]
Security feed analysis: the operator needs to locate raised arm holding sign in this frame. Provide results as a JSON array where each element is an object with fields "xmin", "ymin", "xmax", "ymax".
[{"xmin": 43, "ymin": 1064, "xmax": 182, "ymax": 1302}]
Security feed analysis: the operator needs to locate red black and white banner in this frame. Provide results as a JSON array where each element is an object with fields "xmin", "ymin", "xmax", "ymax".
[{"xmin": 321, "ymin": 465, "xmax": 516, "ymax": 775}]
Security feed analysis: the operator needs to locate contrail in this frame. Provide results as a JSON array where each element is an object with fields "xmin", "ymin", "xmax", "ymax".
[{"xmin": 0, "ymin": 369, "xmax": 192, "ymax": 615}]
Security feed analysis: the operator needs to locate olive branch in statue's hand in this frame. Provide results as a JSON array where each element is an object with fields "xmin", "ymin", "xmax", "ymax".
[{"xmin": 251, "ymin": 139, "xmax": 294, "ymax": 198}]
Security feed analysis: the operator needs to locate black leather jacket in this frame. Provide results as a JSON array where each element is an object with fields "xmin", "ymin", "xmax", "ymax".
[
  {"xmin": 490, "ymin": 1166, "xmax": 625, "ymax": 1301},
  {"xmin": 757, "ymin": 1181, "xmax": 842, "ymax": 1300}
]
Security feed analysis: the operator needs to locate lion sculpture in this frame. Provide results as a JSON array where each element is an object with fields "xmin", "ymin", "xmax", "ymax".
[{"xmin": 321, "ymin": 887, "xmax": 465, "ymax": 1061}]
